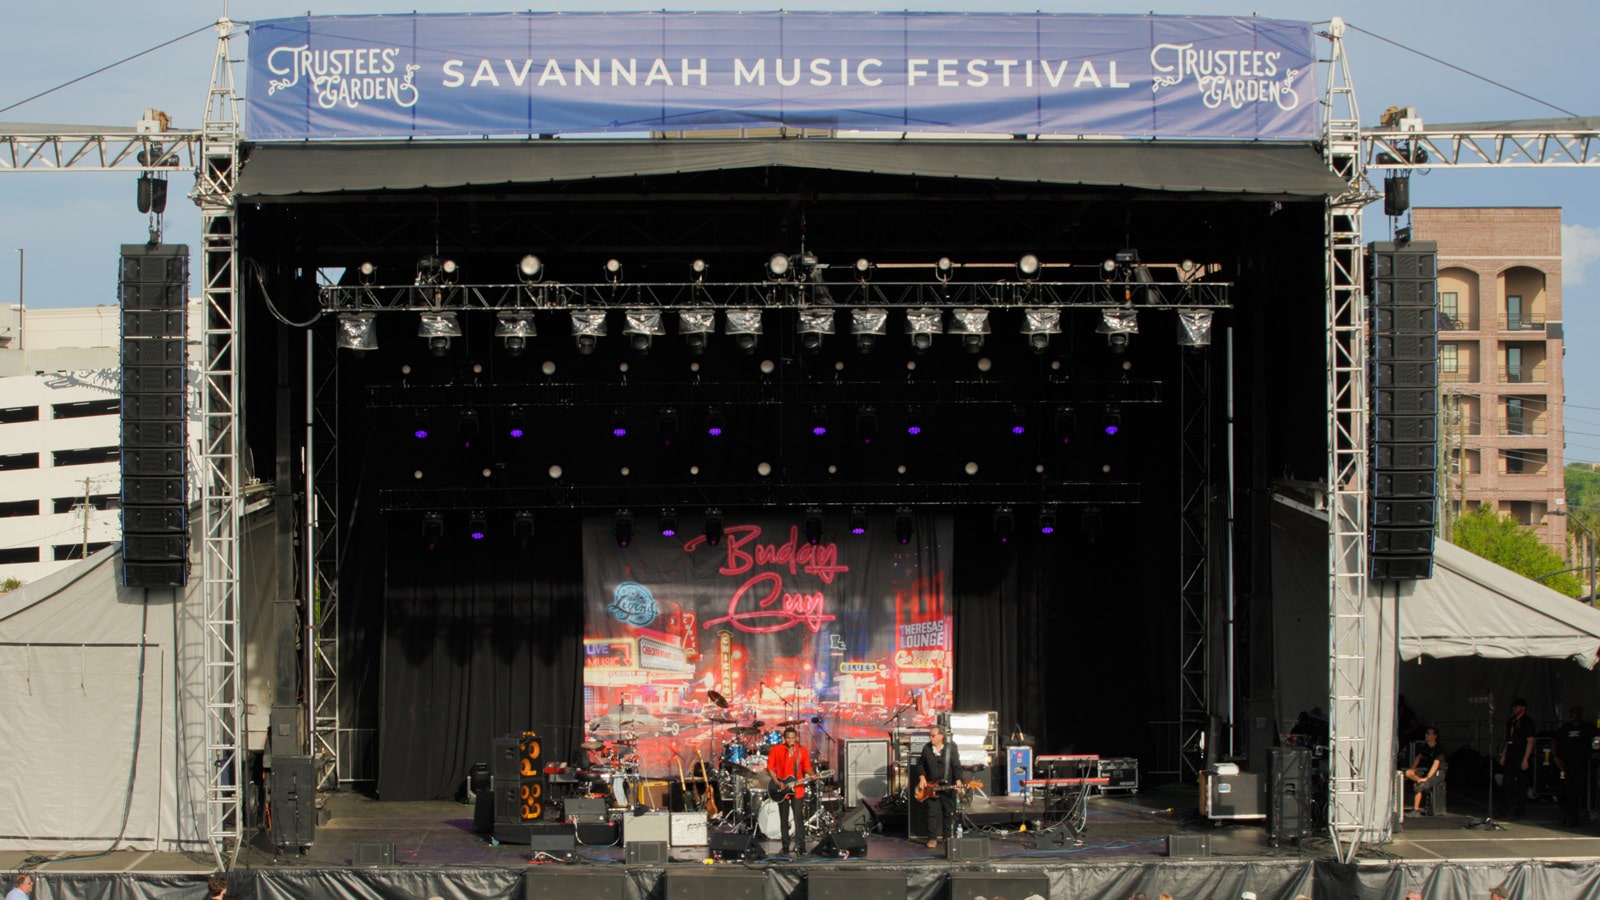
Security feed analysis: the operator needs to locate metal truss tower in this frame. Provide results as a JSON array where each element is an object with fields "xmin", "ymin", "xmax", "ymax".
[
  {"xmin": 308, "ymin": 329, "xmax": 341, "ymax": 788},
  {"xmin": 1176, "ymin": 347, "xmax": 1212, "ymax": 782}
]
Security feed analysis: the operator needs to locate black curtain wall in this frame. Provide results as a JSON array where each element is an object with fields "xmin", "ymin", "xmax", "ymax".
[{"xmin": 377, "ymin": 514, "xmax": 584, "ymax": 801}]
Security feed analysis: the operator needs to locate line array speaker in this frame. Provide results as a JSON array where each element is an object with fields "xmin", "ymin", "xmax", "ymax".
[
  {"xmin": 1368, "ymin": 240, "xmax": 1439, "ymax": 581},
  {"xmin": 1268, "ymin": 746, "xmax": 1313, "ymax": 844},
  {"xmin": 119, "ymin": 243, "xmax": 189, "ymax": 588}
]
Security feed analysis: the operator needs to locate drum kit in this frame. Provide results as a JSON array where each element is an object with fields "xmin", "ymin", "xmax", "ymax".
[
  {"xmin": 577, "ymin": 736, "xmax": 641, "ymax": 806},
  {"xmin": 702, "ymin": 690, "xmax": 844, "ymax": 841}
]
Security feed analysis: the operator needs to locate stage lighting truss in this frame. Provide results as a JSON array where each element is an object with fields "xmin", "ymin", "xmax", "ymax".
[
  {"xmin": 1020, "ymin": 307, "xmax": 1062, "ymax": 353},
  {"xmin": 417, "ymin": 311, "xmax": 462, "ymax": 356},
  {"xmin": 1096, "ymin": 308, "xmax": 1140, "ymax": 353},
  {"xmin": 797, "ymin": 308, "xmax": 836, "ymax": 354},
  {"xmin": 623, "ymin": 309, "xmax": 666, "ymax": 353},
  {"xmin": 416, "ymin": 255, "xmax": 458, "ymax": 287},
  {"xmin": 948, "ymin": 308, "xmax": 990, "ymax": 354},
  {"xmin": 1176, "ymin": 308, "xmax": 1215, "ymax": 348},
  {"xmin": 495, "ymin": 311, "xmax": 536, "ymax": 356},
  {"xmin": 678, "ymin": 308, "xmax": 716, "ymax": 356},
  {"xmin": 570, "ymin": 309, "xmax": 608, "ymax": 355},
  {"xmin": 904, "ymin": 307, "xmax": 943, "ymax": 353},
  {"xmin": 336, "ymin": 312, "xmax": 378, "ymax": 351},
  {"xmin": 725, "ymin": 308, "xmax": 763, "ymax": 354},
  {"xmin": 851, "ymin": 307, "xmax": 889, "ymax": 353}
]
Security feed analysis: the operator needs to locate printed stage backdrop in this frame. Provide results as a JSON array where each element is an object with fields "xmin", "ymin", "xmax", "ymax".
[{"xmin": 582, "ymin": 511, "xmax": 952, "ymax": 778}]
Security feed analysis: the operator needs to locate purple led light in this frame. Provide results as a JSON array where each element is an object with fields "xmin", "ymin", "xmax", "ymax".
[
  {"xmin": 708, "ymin": 426, "xmax": 723, "ymax": 437},
  {"xmin": 509, "ymin": 427, "xmax": 524, "ymax": 439},
  {"xmin": 613, "ymin": 427, "xmax": 628, "ymax": 438},
  {"xmin": 851, "ymin": 525, "xmax": 866, "ymax": 536},
  {"xmin": 662, "ymin": 528, "xmax": 677, "ymax": 537},
  {"xmin": 1105, "ymin": 424, "xmax": 1120, "ymax": 436},
  {"xmin": 414, "ymin": 428, "xmax": 429, "ymax": 439},
  {"xmin": 470, "ymin": 530, "xmax": 486, "ymax": 540},
  {"xmin": 1011, "ymin": 425, "xmax": 1026, "ymax": 435},
  {"xmin": 1040, "ymin": 525, "xmax": 1056, "ymax": 535},
  {"xmin": 907, "ymin": 425, "xmax": 922, "ymax": 436},
  {"xmin": 813, "ymin": 425, "xmax": 828, "ymax": 436}
]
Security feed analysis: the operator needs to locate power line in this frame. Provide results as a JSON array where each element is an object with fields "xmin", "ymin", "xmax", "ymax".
[
  {"xmin": 1347, "ymin": 23, "xmax": 1578, "ymax": 118},
  {"xmin": 0, "ymin": 22, "xmax": 217, "ymax": 116}
]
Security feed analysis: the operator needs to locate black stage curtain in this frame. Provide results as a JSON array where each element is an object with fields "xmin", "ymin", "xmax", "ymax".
[{"xmin": 377, "ymin": 514, "xmax": 583, "ymax": 801}]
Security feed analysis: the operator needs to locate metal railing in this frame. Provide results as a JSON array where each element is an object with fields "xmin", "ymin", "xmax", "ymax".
[
  {"xmin": 1496, "ymin": 314, "xmax": 1547, "ymax": 332},
  {"xmin": 1499, "ymin": 365, "xmax": 1548, "ymax": 384}
]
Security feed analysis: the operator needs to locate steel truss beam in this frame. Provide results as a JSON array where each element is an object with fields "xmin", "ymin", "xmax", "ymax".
[
  {"xmin": 0, "ymin": 129, "xmax": 199, "ymax": 172},
  {"xmin": 1176, "ymin": 347, "xmax": 1211, "ymax": 783},
  {"xmin": 308, "ymin": 332, "xmax": 340, "ymax": 790},
  {"xmin": 1365, "ymin": 126, "xmax": 1600, "ymax": 169}
]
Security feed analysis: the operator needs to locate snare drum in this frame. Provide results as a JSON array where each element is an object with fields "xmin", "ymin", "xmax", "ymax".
[{"xmin": 722, "ymin": 742, "xmax": 749, "ymax": 765}]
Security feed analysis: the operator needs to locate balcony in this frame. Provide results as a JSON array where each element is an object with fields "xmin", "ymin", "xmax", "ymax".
[
  {"xmin": 1496, "ymin": 313, "xmax": 1547, "ymax": 332},
  {"xmin": 1499, "ymin": 421, "xmax": 1548, "ymax": 437},
  {"xmin": 1440, "ymin": 367, "xmax": 1479, "ymax": 384},
  {"xmin": 1499, "ymin": 364, "xmax": 1548, "ymax": 385},
  {"xmin": 1438, "ymin": 315, "xmax": 1477, "ymax": 332}
]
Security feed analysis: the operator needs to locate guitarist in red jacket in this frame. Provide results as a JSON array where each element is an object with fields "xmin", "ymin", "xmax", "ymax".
[
  {"xmin": 766, "ymin": 727, "xmax": 813, "ymax": 854},
  {"xmin": 916, "ymin": 725, "xmax": 961, "ymax": 850}
]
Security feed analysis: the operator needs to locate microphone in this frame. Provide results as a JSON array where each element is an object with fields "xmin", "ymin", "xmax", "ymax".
[{"xmin": 811, "ymin": 717, "xmax": 823, "ymax": 724}]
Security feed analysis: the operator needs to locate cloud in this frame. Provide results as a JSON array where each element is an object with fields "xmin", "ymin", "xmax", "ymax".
[{"xmin": 1564, "ymin": 223, "xmax": 1600, "ymax": 288}]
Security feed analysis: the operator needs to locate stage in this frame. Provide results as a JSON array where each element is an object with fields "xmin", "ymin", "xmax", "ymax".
[{"xmin": 10, "ymin": 785, "xmax": 1600, "ymax": 899}]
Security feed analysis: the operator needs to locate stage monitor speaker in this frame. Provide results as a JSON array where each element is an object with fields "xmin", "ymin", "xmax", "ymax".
[
  {"xmin": 1168, "ymin": 833, "xmax": 1211, "ymax": 857},
  {"xmin": 666, "ymin": 869, "xmax": 764, "ymax": 900},
  {"xmin": 706, "ymin": 831, "xmax": 761, "ymax": 861},
  {"xmin": 811, "ymin": 829, "xmax": 869, "ymax": 858},
  {"xmin": 1269, "ymin": 747, "xmax": 1313, "ymax": 843},
  {"xmin": 268, "ymin": 756, "xmax": 317, "ymax": 850},
  {"xmin": 494, "ymin": 821, "xmax": 574, "ymax": 855},
  {"xmin": 576, "ymin": 821, "xmax": 618, "ymax": 845},
  {"xmin": 808, "ymin": 870, "xmax": 906, "ymax": 900},
  {"xmin": 351, "ymin": 842, "xmax": 394, "ymax": 866},
  {"xmin": 524, "ymin": 869, "xmax": 627, "ymax": 900},
  {"xmin": 473, "ymin": 789, "xmax": 495, "ymax": 834},
  {"xmin": 947, "ymin": 836, "xmax": 990, "ymax": 860},
  {"xmin": 564, "ymin": 797, "xmax": 608, "ymax": 823},
  {"xmin": 835, "ymin": 802, "xmax": 876, "ymax": 833},
  {"xmin": 625, "ymin": 840, "xmax": 669, "ymax": 865},
  {"xmin": 950, "ymin": 873, "xmax": 1050, "ymax": 900},
  {"xmin": 844, "ymin": 739, "xmax": 890, "ymax": 807}
]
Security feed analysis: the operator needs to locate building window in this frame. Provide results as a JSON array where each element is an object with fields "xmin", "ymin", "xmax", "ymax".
[
  {"xmin": 0, "ymin": 547, "xmax": 41, "ymax": 564},
  {"xmin": 0, "ymin": 452, "xmax": 41, "ymax": 471},
  {"xmin": 51, "ymin": 494, "xmax": 121, "ymax": 515},
  {"xmin": 1506, "ymin": 346, "xmax": 1523, "ymax": 383},
  {"xmin": 51, "ymin": 399, "xmax": 121, "ymax": 420},
  {"xmin": 1440, "ymin": 343, "xmax": 1459, "ymax": 374},
  {"xmin": 0, "ymin": 499, "xmax": 40, "ymax": 518},
  {"xmin": 53, "ymin": 446, "xmax": 120, "ymax": 467},
  {"xmin": 53, "ymin": 542, "xmax": 114, "ymax": 561},
  {"xmin": 1507, "ymin": 294, "xmax": 1525, "ymax": 330},
  {"xmin": 0, "ymin": 406, "xmax": 40, "ymax": 425},
  {"xmin": 1506, "ymin": 397, "xmax": 1526, "ymax": 435},
  {"xmin": 1440, "ymin": 291, "xmax": 1460, "ymax": 329},
  {"xmin": 1505, "ymin": 451, "xmax": 1527, "ymax": 475}
]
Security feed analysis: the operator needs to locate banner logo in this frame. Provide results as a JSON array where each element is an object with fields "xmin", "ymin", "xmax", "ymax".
[
  {"xmin": 607, "ymin": 581, "xmax": 659, "ymax": 627},
  {"xmin": 1150, "ymin": 43, "xmax": 1301, "ymax": 112},
  {"xmin": 266, "ymin": 43, "xmax": 422, "ymax": 111}
]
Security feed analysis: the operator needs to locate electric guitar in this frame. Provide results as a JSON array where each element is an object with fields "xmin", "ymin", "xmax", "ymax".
[
  {"xmin": 915, "ymin": 780, "xmax": 981, "ymax": 802},
  {"xmin": 768, "ymin": 769, "xmax": 833, "ymax": 801},
  {"xmin": 693, "ymin": 747, "xmax": 718, "ymax": 817}
]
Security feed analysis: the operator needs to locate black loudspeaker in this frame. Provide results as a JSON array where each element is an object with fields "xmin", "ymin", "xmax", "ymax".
[
  {"xmin": 268, "ymin": 756, "xmax": 317, "ymax": 850},
  {"xmin": 908, "ymin": 792, "xmax": 931, "ymax": 839},
  {"xmin": 1168, "ymin": 833, "xmax": 1211, "ymax": 857},
  {"xmin": 950, "ymin": 873, "xmax": 1050, "ymax": 900},
  {"xmin": 665, "ymin": 870, "xmax": 765, "ymax": 900},
  {"xmin": 808, "ymin": 871, "xmax": 907, "ymax": 900},
  {"xmin": 1384, "ymin": 174, "xmax": 1411, "ymax": 216},
  {"xmin": 119, "ymin": 243, "xmax": 189, "ymax": 589},
  {"xmin": 706, "ymin": 831, "xmax": 761, "ymax": 861},
  {"xmin": 473, "ymin": 788, "xmax": 495, "ymax": 834},
  {"xmin": 525, "ymin": 870, "xmax": 628, "ymax": 900},
  {"xmin": 576, "ymin": 821, "xmax": 618, "ymax": 845},
  {"xmin": 1369, "ymin": 241, "xmax": 1439, "ymax": 582},
  {"xmin": 1036, "ymin": 829, "xmax": 1073, "ymax": 850},
  {"xmin": 812, "ymin": 829, "xmax": 869, "ymax": 858},
  {"xmin": 1269, "ymin": 747, "xmax": 1313, "ymax": 843},
  {"xmin": 352, "ymin": 842, "xmax": 394, "ymax": 866},
  {"xmin": 564, "ymin": 797, "xmax": 608, "ymax": 823},
  {"xmin": 835, "ymin": 803, "xmax": 876, "ymax": 833},
  {"xmin": 625, "ymin": 840, "xmax": 669, "ymax": 864},
  {"xmin": 947, "ymin": 836, "xmax": 990, "ymax": 860}
]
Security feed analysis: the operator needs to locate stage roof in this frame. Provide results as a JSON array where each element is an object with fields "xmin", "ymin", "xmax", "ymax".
[{"xmin": 235, "ymin": 139, "xmax": 1347, "ymax": 198}]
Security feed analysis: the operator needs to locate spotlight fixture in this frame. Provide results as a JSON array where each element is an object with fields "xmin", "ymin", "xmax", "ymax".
[
  {"xmin": 468, "ymin": 511, "xmax": 488, "ymax": 541},
  {"xmin": 933, "ymin": 257, "xmax": 954, "ymax": 284},
  {"xmin": 853, "ymin": 257, "xmax": 873, "ymax": 283},
  {"xmin": 422, "ymin": 511, "xmax": 444, "ymax": 541},
  {"xmin": 1103, "ymin": 405, "xmax": 1122, "ymax": 436},
  {"xmin": 1009, "ymin": 406, "xmax": 1028, "ymax": 436},
  {"xmin": 512, "ymin": 510, "xmax": 535, "ymax": 539},
  {"xmin": 415, "ymin": 255, "xmax": 458, "ymax": 286},
  {"xmin": 623, "ymin": 309, "xmax": 665, "ymax": 354},
  {"xmin": 412, "ymin": 412, "xmax": 430, "ymax": 440},
  {"xmin": 507, "ymin": 408, "xmax": 527, "ymax": 439},
  {"xmin": 457, "ymin": 409, "xmax": 480, "ymax": 448},
  {"xmin": 417, "ymin": 311, "xmax": 462, "ymax": 357},
  {"xmin": 905, "ymin": 406, "xmax": 925, "ymax": 437},
  {"xmin": 725, "ymin": 309, "xmax": 763, "ymax": 355},
  {"xmin": 602, "ymin": 258, "xmax": 624, "ymax": 284},
  {"xmin": 1097, "ymin": 308, "xmax": 1139, "ymax": 353},
  {"xmin": 570, "ymin": 310, "xmax": 607, "ymax": 355},
  {"xmin": 810, "ymin": 406, "xmax": 830, "ymax": 437},
  {"xmin": 904, "ymin": 308, "xmax": 943, "ymax": 354},
  {"xmin": 495, "ymin": 311, "xmax": 536, "ymax": 356},
  {"xmin": 703, "ymin": 509, "xmax": 724, "ymax": 547},
  {"xmin": 678, "ymin": 308, "xmax": 715, "ymax": 356},
  {"xmin": 798, "ymin": 308, "xmax": 835, "ymax": 355},
  {"xmin": 893, "ymin": 507, "xmax": 914, "ymax": 545},
  {"xmin": 1052, "ymin": 406, "xmax": 1075, "ymax": 445},
  {"xmin": 1016, "ymin": 253, "xmax": 1041, "ymax": 281},
  {"xmin": 658, "ymin": 407, "xmax": 680, "ymax": 446},
  {"xmin": 993, "ymin": 506, "xmax": 1015, "ymax": 543},
  {"xmin": 1106, "ymin": 250, "xmax": 1158, "ymax": 303},
  {"xmin": 766, "ymin": 253, "xmax": 792, "ymax": 281},
  {"xmin": 1020, "ymin": 308, "xmax": 1061, "ymax": 353},
  {"xmin": 949, "ymin": 309, "xmax": 990, "ymax": 354},
  {"xmin": 614, "ymin": 510, "xmax": 634, "ymax": 548},
  {"xmin": 610, "ymin": 408, "xmax": 629, "ymax": 439},
  {"xmin": 1038, "ymin": 507, "xmax": 1058, "ymax": 535},
  {"xmin": 357, "ymin": 261, "xmax": 377, "ymax": 285},
  {"xmin": 856, "ymin": 405, "xmax": 879, "ymax": 444},
  {"xmin": 705, "ymin": 406, "xmax": 726, "ymax": 437},
  {"xmin": 517, "ymin": 254, "xmax": 544, "ymax": 283},
  {"xmin": 848, "ymin": 508, "xmax": 868, "ymax": 536},
  {"xmin": 659, "ymin": 509, "xmax": 679, "ymax": 538},
  {"xmin": 690, "ymin": 258, "xmax": 709, "ymax": 283},
  {"xmin": 851, "ymin": 308, "xmax": 888, "ymax": 353},
  {"xmin": 336, "ymin": 312, "xmax": 378, "ymax": 352},
  {"xmin": 804, "ymin": 507, "xmax": 824, "ymax": 545},
  {"xmin": 1176, "ymin": 308, "xmax": 1215, "ymax": 348}
]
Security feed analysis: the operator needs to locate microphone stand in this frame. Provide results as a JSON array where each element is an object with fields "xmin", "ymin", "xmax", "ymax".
[{"xmin": 1465, "ymin": 698, "xmax": 1506, "ymax": 831}]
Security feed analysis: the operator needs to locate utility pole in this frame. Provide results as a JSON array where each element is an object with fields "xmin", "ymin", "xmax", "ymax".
[{"xmin": 82, "ymin": 476, "xmax": 91, "ymax": 560}]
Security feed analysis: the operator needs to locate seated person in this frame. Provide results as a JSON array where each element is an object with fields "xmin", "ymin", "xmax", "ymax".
[{"xmin": 1403, "ymin": 726, "xmax": 1445, "ymax": 812}]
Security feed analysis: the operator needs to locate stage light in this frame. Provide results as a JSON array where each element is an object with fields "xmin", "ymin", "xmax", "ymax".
[
  {"xmin": 1176, "ymin": 308, "xmax": 1215, "ymax": 348},
  {"xmin": 418, "ymin": 312, "xmax": 462, "ymax": 356},
  {"xmin": 798, "ymin": 308, "xmax": 835, "ymax": 355},
  {"xmin": 1097, "ymin": 308, "xmax": 1139, "ymax": 353},
  {"xmin": 949, "ymin": 309, "xmax": 989, "ymax": 354},
  {"xmin": 804, "ymin": 508, "xmax": 824, "ymax": 545},
  {"xmin": 602, "ymin": 258, "xmax": 624, "ymax": 284},
  {"xmin": 468, "ymin": 511, "xmax": 487, "ymax": 541},
  {"xmin": 507, "ymin": 409, "xmax": 526, "ymax": 439},
  {"xmin": 705, "ymin": 407, "xmax": 726, "ymax": 437},
  {"xmin": 336, "ymin": 312, "xmax": 378, "ymax": 352},
  {"xmin": 512, "ymin": 510, "xmax": 535, "ymax": 539},
  {"xmin": 934, "ymin": 257, "xmax": 954, "ymax": 283},
  {"xmin": 856, "ymin": 405, "xmax": 879, "ymax": 444},
  {"xmin": 457, "ymin": 410, "xmax": 480, "ymax": 448},
  {"xmin": 1009, "ymin": 406, "xmax": 1027, "ymax": 436},
  {"xmin": 658, "ymin": 407, "xmax": 680, "ymax": 446},
  {"xmin": 1016, "ymin": 253, "xmax": 1041, "ymax": 281},
  {"xmin": 678, "ymin": 308, "xmax": 715, "ymax": 356},
  {"xmin": 357, "ymin": 261, "xmax": 377, "ymax": 284},
  {"xmin": 422, "ymin": 511, "xmax": 444, "ymax": 542},
  {"xmin": 849, "ymin": 508, "xmax": 868, "ymax": 536},
  {"xmin": 415, "ymin": 254, "xmax": 457, "ymax": 285},
  {"xmin": 854, "ymin": 257, "xmax": 873, "ymax": 283},
  {"xmin": 703, "ymin": 509, "xmax": 724, "ymax": 546},
  {"xmin": 905, "ymin": 308, "xmax": 943, "ymax": 354},
  {"xmin": 1020, "ymin": 308, "xmax": 1061, "ymax": 353},
  {"xmin": 412, "ymin": 413, "xmax": 430, "ymax": 440},
  {"xmin": 810, "ymin": 406, "xmax": 829, "ymax": 437},
  {"xmin": 725, "ymin": 309, "xmax": 763, "ymax": 354},
  {"xmin": 1103, "ymin": 405, "xmax": 1122, "ymax": 436},
  {"xmin": 993, "ymin": 506, "xmax": 1015, "ymax": 543},
  {"xmin": 614, "ymin": 510, "xmax": 633, "ymax": 548},
  {"xmin": 610, "ymin": 408, "xmax": 629, "ymax": 438},
  {"xmin": 1052, "ymin": 406, "xmax": 1075, "ymax": 445},
  {"xmin": 495, "ymin": 312, "xmax": 535, "ymax": 356},
  {"xmin": 1081, "ymin": 507, "xmax": 1103, "ymax": 543},
  {"xmin": 851, "ymin": 308, "xmax": 888, "ymax": 353},
  {"xmin": 517, "ymin": 254, "xmax": 544, "ymax": 283},
  {"xmin": 623, "ymin": 310, "xmax": 665, "ymax": 353},
  {"xmin": 1038, "ymin": 507, "xmax": 1058, "ymax": 535},
  {"xmin": 767, "ymin": 253, "xmax": 791, "ymax": 281},
  {"xmin": 659, "ymin": 509, "xmax": 678, "ymax": 538},
  {"xmin": 905, "ymin": 406, "xmax": 924, "ymax": 436},
  {"xmin": 893, "ymin": 507, "xmax": 914, "ymax": 545},
  {"xmin": 571, "ymin": 310, "xmax": 607, "ymax": 354},
  {"xmin": 690, "ymin": 258, "xmax": 709, "ymax": 283}
]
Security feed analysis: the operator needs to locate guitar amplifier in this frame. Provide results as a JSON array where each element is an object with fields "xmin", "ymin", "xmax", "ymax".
[
  {"xmin": 670, "ymin": 812, "xmax": 708, "ymax": 846},
  {"xmin": 1095, "ymin": 757, "xmax": 1138, "ymax": 793}
]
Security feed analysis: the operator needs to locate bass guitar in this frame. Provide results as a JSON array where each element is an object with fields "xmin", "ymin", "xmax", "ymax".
[
  {"xmin": 914, "ymin": 780, "xmax": 981, "ymax": 802},
  {"xmin": 693, "ymin": 747, "xmax": 718, "ymax": 818}
]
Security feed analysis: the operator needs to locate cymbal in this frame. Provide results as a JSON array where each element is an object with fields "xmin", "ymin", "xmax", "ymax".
[
  {"xmin": 723, "ymin": 762, "xmax": 765, "ymax": 781},
  {"xmin": 728, "ymin": 726, "xmax": 760, "ymax": 735},
  {"xmin": 705, "ymin": 715, "xmax": 735, "ymax": 724},
  {"xmin": 578, "ymin": 740, "xmax": 606, "ymax": 750},
  {"xmin": 707, "ymin": 690, "xmax": 729, "ymax": 709},
  {"xmin": 777, "ymin": 719, "xmax": 805, "ymax": 727}
]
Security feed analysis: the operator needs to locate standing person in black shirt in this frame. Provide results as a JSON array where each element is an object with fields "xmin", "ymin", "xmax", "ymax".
[
  {"xmin": 1552, "ymin": 705, "xmax": 1598, "ymax": 826},
  {"xmin": 1404, "ymin": 727, "xmax": 1444, "ymax": 813},
  {"xmin": 1499, "ymin": 698, "xmax": 1537, "ymax": 820},
  {"xmin": 916, "ymin": 725, "xmax": 961, "ymax": 850}
]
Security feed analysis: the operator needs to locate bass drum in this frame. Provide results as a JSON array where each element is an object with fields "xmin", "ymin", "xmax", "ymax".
[{"xmin": 756, "ymin": 798, "xmax": 787, "ymax": 840}]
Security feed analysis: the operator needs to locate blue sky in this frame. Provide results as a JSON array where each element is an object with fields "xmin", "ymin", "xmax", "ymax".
[{"xmin": 3, "ymin": 1, "xmax": 1598, "ymax": 462}]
